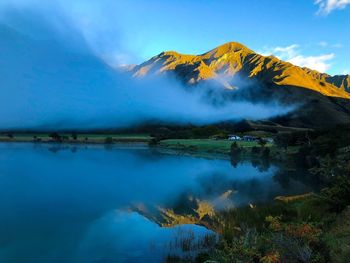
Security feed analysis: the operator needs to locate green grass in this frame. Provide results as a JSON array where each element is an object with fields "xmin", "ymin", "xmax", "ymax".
[
  {"xmin": 159, "ymin": 139, "xmax": 273, "ymax": 154},
  {"xmin": 324, "ymin": 207, "xmax": 350, "ymax": 263}
]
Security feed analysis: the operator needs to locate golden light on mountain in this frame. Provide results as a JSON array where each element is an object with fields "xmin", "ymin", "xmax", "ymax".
[{"xmin": 134, "ymin": 42, "xmax": 350, "ymax": 99}]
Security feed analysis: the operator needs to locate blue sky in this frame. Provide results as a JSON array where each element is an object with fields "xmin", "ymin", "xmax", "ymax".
[
  {"xmin": 111, "ymin": 0, "xmax": 350, "ymax": 75},
  {"xmin": 1, "ymin": 0, "xmax": 350, "ymax": 75}
]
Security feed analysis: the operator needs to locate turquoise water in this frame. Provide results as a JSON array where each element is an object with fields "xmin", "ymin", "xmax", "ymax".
[{"xmin": 0, "ymin": 143, "xmax": 312, "ymax": 263}]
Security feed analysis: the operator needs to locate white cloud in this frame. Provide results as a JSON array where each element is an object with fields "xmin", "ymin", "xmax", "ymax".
[
  {"xmin": 288, "ymin": 53, "xmax": 335, "ymax": 73},
  {"xmin": 273, "ymin": 44, "xmax": 299, "ymax": 58},
  {"xmin": 332, "ymin": 43, "xmax": 343, "ymax": 48},
  {"xmin": 317, "ymin": 41, "xmax": 343, "ymax": 48},
  {"xmin": 260, "ymin": 44, "xmax": 334, "ymax": 73},
  {"xmin": 318, "ymin": 41, "xmax": 328, "ymax": 47},
  {"xmin": 315, "ymin": 0, "xmax": 350, "ymax": 14}
]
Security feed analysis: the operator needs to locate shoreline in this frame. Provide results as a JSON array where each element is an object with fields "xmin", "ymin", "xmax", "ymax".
[
  {"xmin": 0, "ymin": 136, "xmax": 151, "ymax": 145},
  {"xmin": 0, "ymin": 136, "xmax": 293, "ymax": 163},
  {"xmin": 0, "ymin": 139, "xmax": 150, "ymax": 144},
  {"xmin": 0, "ymin": 137, "xmax": 287, "ymax": 162},
  {"xmin": 0, "ymin": 139, "xmax": 232, "ymax": 159}
]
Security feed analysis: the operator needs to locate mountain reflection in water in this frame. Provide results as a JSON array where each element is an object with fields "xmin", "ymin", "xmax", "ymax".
[{"xmin": 0, "ymin": 143, "xmax": 315, "ymax": 262}]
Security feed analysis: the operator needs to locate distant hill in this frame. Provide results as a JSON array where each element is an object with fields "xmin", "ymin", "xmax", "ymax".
[
  {"xmin": 133, "ymin": 42, "xmax": 350, "ymax": 129},
  {"xmin": 1, "ymin": 25, "xmax": 349, "ymax": 130}
]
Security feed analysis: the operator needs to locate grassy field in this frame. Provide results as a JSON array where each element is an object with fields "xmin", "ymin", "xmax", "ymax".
[
  {"xmin": 0, "ymin": 134, "xmax": 289, "ymax": 158},
  {"xmin": 159, "ymin": 139, "xmax": 273, "ymax": 154}
]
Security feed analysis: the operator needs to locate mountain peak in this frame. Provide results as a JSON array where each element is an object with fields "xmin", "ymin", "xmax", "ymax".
[
  {"xmin": 204, "ymin": 42, "xmax": 252, "ymax": 56},
  {"xmin": 133, "ymin": 42, "xmax": 350, "ymax": 99}
]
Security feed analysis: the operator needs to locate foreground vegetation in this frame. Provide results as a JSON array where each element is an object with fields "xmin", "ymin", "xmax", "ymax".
[
  {"xmin": 190, "ymin": 125, "xmax": 350, "ymax": 263},
  {"xmin": 158, "ymin": 139, "xmax": 273, "ymax": 155},
  {"xmin": 157, "ymin": 125, "xmax": 350, "ymax": 262}
]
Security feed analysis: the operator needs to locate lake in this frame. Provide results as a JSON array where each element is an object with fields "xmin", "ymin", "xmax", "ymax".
[{"xmin": 0, "ymin": 143, "xmax": 314, "ymax": 263}]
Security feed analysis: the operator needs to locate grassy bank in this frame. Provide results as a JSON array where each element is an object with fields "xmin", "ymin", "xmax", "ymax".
[
  {"xmin": 325, "ymin": 207, "xmax": 350, "ymax": 262},
  {"xmin": 155, "ymin": 138, "xmax": 298, "ymax": 162},
  {"xmin": 0, "ymin": 134, "xmax": 297, "ymax": 161},
  {"xmin": 158, "ymin": 139, "xmax": 273, "ymax": 154}
]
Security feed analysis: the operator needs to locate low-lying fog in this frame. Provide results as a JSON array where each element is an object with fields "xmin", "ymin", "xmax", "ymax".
[{"xmin": 0, "ymin": 1, "xmax": 293, "ymax": 130}]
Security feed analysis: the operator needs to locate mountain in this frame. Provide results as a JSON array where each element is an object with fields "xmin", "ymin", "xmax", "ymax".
[
  {"xmin": 133, "ymin": 42, "xmax": 350, "ymax": 128},
  {"xmin": 134, "ymin": 42, "xmax": 349, "ymax": 98}
]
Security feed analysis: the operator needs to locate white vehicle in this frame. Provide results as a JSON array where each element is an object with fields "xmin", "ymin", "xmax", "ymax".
[
  {"xmin": 228, "ymin": 135, "xmax": 242, "ymax": 141},
  {"xmin": 265, "ymin": 138, "xmax": 274, "ymax": 143}
]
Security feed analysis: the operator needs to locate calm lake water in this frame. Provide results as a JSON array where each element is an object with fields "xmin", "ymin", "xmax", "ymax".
[{"xmin": 0, "ymin": 143, "xmax": 313, "ymax": 263}]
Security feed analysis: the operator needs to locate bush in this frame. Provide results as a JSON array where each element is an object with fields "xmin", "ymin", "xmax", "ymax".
[
  {"xmin": 104, "ymin": 137, "xmax": 114, "ymax": 144},
  {"xmin": 71, "ymin": 133, "xmax": 78, "ymax": 140},
  {"xmin": 321, "ymin": 175, "xmax": 350, "ymax": 212},
  {"xmin": 258, "ymin": 137, "xmax": 267, "ymax": 147},
  {"xmin": 275, "ymin": 133, "xmax": 292, "ymax": 150},
  {"xmin": 192, "ymin": 125, "xmax": 222, "ymax": 138},
  {"xmin": 49, "ymin": 132, "xmax": 61, "ymax": 141},
  {"xmin": 148, "ymin": 137, "xmax": 160, "ymax": 146}
]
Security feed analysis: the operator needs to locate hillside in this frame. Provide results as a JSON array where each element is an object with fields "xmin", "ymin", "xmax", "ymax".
[
  {"xmin": 133, "ymin": 42, "xmax": 350, "ymax": 99},
  {"xmin": 133, "ymin": 42, "xmax": 350, "ymax": 129}
]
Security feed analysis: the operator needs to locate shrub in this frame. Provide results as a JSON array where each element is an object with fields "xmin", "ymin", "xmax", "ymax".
[
  {"xmin": 71, "ymin": 133, "xmax": 78, "ymax": 140},
  {"xmin": 49, "ymin": 132, "xmax": 61, "ymax": 141},
  {"xmin": 258, "ymin": 137, "xmax": 267, "ymax": 148},
  {"xmin": 260, "ymin": 252, "xmax": 280, "ymax": 263},
  {"xmin": 104, "ymin": 137, "xmax": 114, "ymax": 144},
  {"xmin": 321, "ymin": 175, "xmax": 350, "ymax": 212},
  {"xmin": 149, "ymin": 137, "xmax": 160, "ymax": 146},
  {"xmin": 191, "ymin": 125, "xmax": 221, "ymax": 138}
]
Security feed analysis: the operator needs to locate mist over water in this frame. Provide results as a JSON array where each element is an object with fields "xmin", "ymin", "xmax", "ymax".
[
  {"xmin": 0, "ymin": 143, "xmax": 313, "ymax": 262},
  {"xmin": 0, "ymin": 1, "xmax": 293, "ymax": 130}
]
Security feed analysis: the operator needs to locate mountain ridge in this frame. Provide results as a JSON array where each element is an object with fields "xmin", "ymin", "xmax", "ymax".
[{"xmin": 133, "ymin": 42, "xmax": 350, "ymax": 99}]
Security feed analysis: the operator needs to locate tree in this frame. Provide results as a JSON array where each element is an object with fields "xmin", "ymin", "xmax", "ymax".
[
  {"xmin": 49, "ymin": 132, "xmax": 61, "ymax": 141},
  {"xmin": 192, "ymin": 125, "xmax": 221, "ymax": 138},
  {"xmin": 149, "ymin": 137, "xmax": 160, "ymax": 146},
  {"xmin": 230, "ymin": 142, "xmax": 243, "ymax": 167},
  {"xmin": 71, "ymin": 133, "xmax": 78, "ymax": 140},
  {"xmin": 230, "ymin": 142, "xmax": 241, "ymax": 155},
  {"xmin": 233, "ymin": 120, "xmax": 252, "ymax": 133},
  {"xmin": 275, "ymin": 133, "xmax": 292, "ymax": 151},
  {"xmin": 258, "ymin": 138, "xmax": 267, "ymax": 148},
  {"xmin": 104, "ymin": 137, "xmax": 113, "ymax": 144}
]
